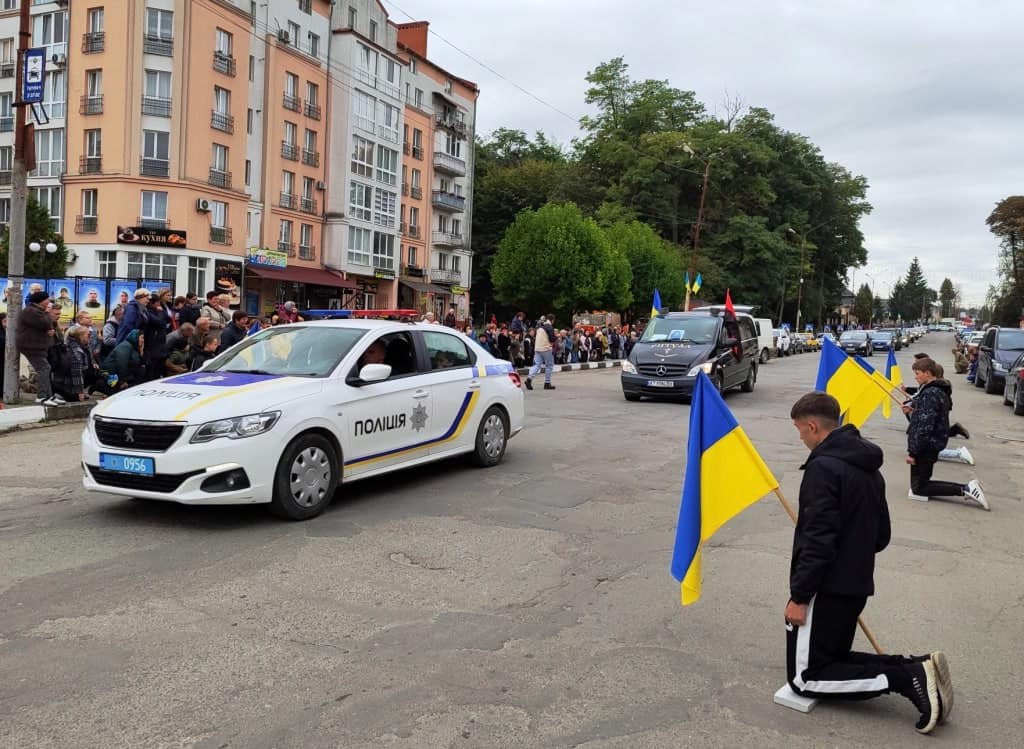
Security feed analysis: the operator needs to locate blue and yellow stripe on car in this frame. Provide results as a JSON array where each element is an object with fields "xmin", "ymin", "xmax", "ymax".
[{"xmin": 343, "ymin": 390, "xmax": 480, "ymax": 470}]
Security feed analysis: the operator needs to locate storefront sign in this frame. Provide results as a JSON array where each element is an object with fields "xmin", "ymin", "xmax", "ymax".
[
  {"xmin": 450, "ymin": 285, "xmax": 466, "ymax": 296},
  {"xmin": 247, "ymin": 246, "xmax": 288, "ymax": 269},
  {"xmin": 213, "ymin": 259, "xmax": 244, "ymax": 308},
  {"xmin": 116, "ymin": 225, "xmax": 188, "ymax": 248},
  {"xmin": 374, "ymin": 268, "xmax": 396, "ymax": 280}
]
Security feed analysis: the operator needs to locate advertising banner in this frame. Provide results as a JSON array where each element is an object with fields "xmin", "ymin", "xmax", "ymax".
[
  {"xmin": 246, "ymin": 247, "xmax": 288, "ymax": 269},
  {"xmin": 116, "ymin": 225, "xmax": 188, "ymax": 248},
  {"xmin": 213, "ymin": 259, "xmax": 243, "ymax": 308}
]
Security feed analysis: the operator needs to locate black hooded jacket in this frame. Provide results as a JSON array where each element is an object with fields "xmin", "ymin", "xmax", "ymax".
[
  {"xmin": 790, "ymin": 425, "xmax": 891, "ymax": 604},
  {"xmin": 907, "ymin": 379, "xmax": 951, "ymax": 458}
]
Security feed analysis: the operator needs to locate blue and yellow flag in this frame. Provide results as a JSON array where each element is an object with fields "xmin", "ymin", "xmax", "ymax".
[
  {"xmin": 651, "ymin": 288, "xmax": 662, "ymax": 319},
  {"xmin": 671, "ymin": 372, "xmax": 779, "ymax": 605},
  {"xmin": 883, "ymin": 348, "xmax": 901, "ymax": 419},
  {"xmin": 692, "ymin": 273, "xmax": 703, "ymax": 294},
  {"xmin": 815, "ymin": 337, "xmax": 893, "ymax": 427}
]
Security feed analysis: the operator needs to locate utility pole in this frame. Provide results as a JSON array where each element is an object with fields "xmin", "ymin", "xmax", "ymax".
[
  {"xmin": 3, "ymin": 0, "xmax": 32, "ymax": 404},
  {"xmin": 683, "ymin": 157, "xmax": 712, "ymax": 312}
]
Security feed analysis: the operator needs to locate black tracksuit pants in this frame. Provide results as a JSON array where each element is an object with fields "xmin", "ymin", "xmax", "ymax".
[
  {"xmin": 787, "ymin": 593, "xmax": 914, "ymax": 699},
  {"xmin": 910, "ymin": 454, "xmax": 965, "ymax": 498}
]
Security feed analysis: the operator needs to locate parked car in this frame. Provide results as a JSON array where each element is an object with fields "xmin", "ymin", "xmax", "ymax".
[
  {"xmin": 1002, "ymin": 352, "xmax": 1024, "ymax": 415},
  {"xmin": 839, "ymin": 330, "xmax": 873, "ymax": 357},
  {"xmin": 871, "ymin": 331, "xmax": 895, "ymax": 352},
  {"xmin": 773, "ymin": 328, "xmax": 792, "ymax": 356},
  {"xmin": 976, "ymin": 326, "xmax": 1024, "ymax": 395},
  {"xmin": 804, "ymin": 332, "xmax": 821, "ymax": 351},
  {"xmin": 876, "ymin": 328, "xmax": 903, "ymax": 350},
  {"xmin": 791, "ymin": 334, "xmax": 807, "ymax": 354}
]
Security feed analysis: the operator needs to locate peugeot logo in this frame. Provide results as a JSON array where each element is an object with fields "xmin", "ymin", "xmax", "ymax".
[
  {"xmin": 124, "ymin": 427, "xmax": 135, "ymax": 444},
  {"xmin": 656, "ymin": 365, "xmax": 667, "ymax": 376}
]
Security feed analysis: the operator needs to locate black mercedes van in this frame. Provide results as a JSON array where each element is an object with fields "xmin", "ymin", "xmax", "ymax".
[{"xmin": 620, "ymin": 310, "xmax": 760, "ymax": 401}]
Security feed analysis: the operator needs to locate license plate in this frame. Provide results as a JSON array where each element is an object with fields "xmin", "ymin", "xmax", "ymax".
[
  {"xmin": 99, "ymin": 453, "xmax": 155, "ymax": 476},
  {"xmin": 646, "ymin": 379, "xmax": 675, "ymax": 388}
]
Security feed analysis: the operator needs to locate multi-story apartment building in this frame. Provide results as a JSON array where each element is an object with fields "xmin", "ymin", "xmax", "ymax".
[
  {"xmin": 0, "ymin": 1, "xmax": 69, "ymax": 234},
  {"xmin": 395, "ymin": 21, "xmax": 477, "ymax": 322}
]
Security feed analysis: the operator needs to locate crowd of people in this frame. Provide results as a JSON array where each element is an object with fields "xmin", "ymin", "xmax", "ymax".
[{"xmin": 10, "ymin": 285, "xmax": 308, "ymax": 407}]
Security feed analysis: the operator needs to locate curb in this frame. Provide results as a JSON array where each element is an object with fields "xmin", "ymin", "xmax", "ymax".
[
  {"xmin": 515, "ymin": 360, "xmax": 622, "ymax": 376},
  {"xmin": 0, "ymin": 401, "xmax": 95, "ymax": 434}
]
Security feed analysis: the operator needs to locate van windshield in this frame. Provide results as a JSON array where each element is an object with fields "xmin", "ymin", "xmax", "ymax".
[
  {"xmin": 999, "ymin": 329, "xmax": 1024, "ymax": 350},
  {"xmin": 641, "ymin": 317, "xmax": 718, "ymax": 343}
]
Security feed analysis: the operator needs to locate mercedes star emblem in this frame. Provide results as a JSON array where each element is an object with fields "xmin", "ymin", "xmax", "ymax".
[{"xmin": 656, "ymin": 366, "xmax": 667, "ymax": 376}]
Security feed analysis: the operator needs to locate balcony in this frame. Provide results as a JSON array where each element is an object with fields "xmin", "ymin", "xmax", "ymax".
[
  {"xmin": 434, "ymin": 113, "xmax": 468, "ymax": 137},
  {"xmin": 0, "ymin": 62, "xmax": 13, "ymax": 78},
  {"xmin": 279, "ymin": 192, "xmax": 296, "ymax": 210},
  {"xmin": 281, "ymin": 142, "xmax": 299, "ymax": 161},
  {"xmin": 433, "ymin": 152, "xmax": 467, "ymax": 177},
  {"xmin": 138, "ymin": 216, "xmax": 169, "ymax": 230},
  {"xmin": 300, "ymin": 197, "xmax": 318, "ymax": 214},
  {"xmin": 80, "ymin": 95, "xmax": 103, "ymax": 115},
  {"xmin": 76, "ymin": 215, "xmax": 98, "ymax": 234},
  {"xmin": 79, "ymin": 156, "xmax": 102, "ymax": 175},
  {"xmin": 301, "ymin": 149, "xmax": 319, "ymax": 167},
  {"xmin": 431, "ymin": 190, "xmax": 466, "ymax": 213},
  {"xmin": 0, "ymin": 170, "xmax": 11, "ymax": 186},
  {"xmin": 431, "ymin": 267, "xmax": 461, "ymax": 284},
  {"xmin": 208, "ymin": 168, "xmax": 231, "ymax": 189},
  {"xmin": 142, "ymin": 96, "xmax": 172, "ymax": 117},
  {"xmin": 140, "ymin": 158, "xmax": 170, "ymax": 177},
  {"xmin": 283, "ymin": 93, "xmax": 301, "ymax": 112},
  {"xmin": 432, "ymin": 231, "xmax": 463, "ymax": 247},
  {"xmin": 373, "ymin": 260, "xmax": 396, "ymax": 278},
  {"xmin": 411, "ymin": 186, "xmax": 423, "ymax": 200},
  {"xmin": 212, "ymin": 51, "xmax": 236, "ymax": 77},
  {"xmin": 298, "ymin": 244, "xmax": 316, "ymax": 261},
  {"xmin": 304, "ymin": 102, "xmax": 321, "ymax": 120},
  {"xmin": 210, "ymin": 226, "xmax": 232, "ymax": 245},
  {"xmin": 143, "ymin": 34, "xmax": 174, "ymax": 57},
  {"xmin": 411, "ymin": 145, "xmax": 424, "ymax": 160},
  {"xmin": 401, "ymin": 182, "xmax": 409, "ymax": 196},
  {"xmin": 401, "ymin": 264, "xmax": 425, "ymax": 278},
  {"xmin": 82, "ymin": 32, "xmax": 105, "ymax": 54},
  {"xmin": 404, "ymin": 224, "xmax": 421, "ymax": 239},
  {"xmin": 278, "ymin": 240, "xmax": 295, "ymax": 256},
  {"xmin": 211, "ymin": 111, "xmax": 234, "ymax": 133},
  {"xmin": 0, "ymin": 117, "xmax": 12, "ymax": 133}
]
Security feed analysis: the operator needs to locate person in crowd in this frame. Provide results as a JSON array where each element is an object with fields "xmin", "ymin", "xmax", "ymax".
[
  {"xmin": 168, "ymin": 296, "xmax": 187, "ymax": 330},
  {"xmin": 476, "ymin": 332, "xmax": 497, "ymax": 355},
  {"xmin": 953, "ymin": 346, "xmax": 968, "ymax": 374},
  {"xmin": 190, "ymin": 334, "xmax": 221, "ymax": 371},
  {"xmin": 177, "ymin": 292, "xmax": 202, "ymax": 327},
  {"xmin": 143, "ymin": 289, "xmax": 173, "ymax": 381},
  {"xmin": 74, "ymin": 310, "xmax": 102, "ymax": 360},
  {"xmin": 101, "ymin": 330, "xmax": 146, "ymax": 388},
  {"xmin": 101, "ymin": 306, "xmax": 124, "ymax": 358},
  {"xmin": 422, "ymin": 311, "xmax": 438, "ymax": 324},
  {"xmin": 201, "ymin": 291, "xmax": 231, "ymax": 330},
  {"xmin": 509, "ymin": 333, "xmax": 524, "ymax": 367},
  {"xmin": 609, "ymin": 327, "xmax": 622, "ymax": 360},
  {"xmin": 278, "ymin": 301, "xmax": 304, "ymax": 324},
  {"xmin": 17, "ymin": 291, "xmax": 61, "ymax": 405},
  {"xmin": 53, "ymin": 324, "xmax": 98, "ymax": 403},
  {"xmin": 510, "ymin": 312, "xmax": 527, "ymax": 336},
  {"xmin": 785, "ymin": 391, "xmax": 953, "ymax": 736},
  {"xmin": 496, "ymin": 324, "xmax": 511, "ymax": 361},
  {"xmin": 592, "ymin": 329, "xmax": 605, "ymax": 362},
  {"xmin": 904, "ymin": 357, "xmax": 988, "ymax": 509},
  {"xmin": 525, "ymin": 315, "xmax": 557, "ymax": 391},
  {"xmin": 116, "ymin": 288, "xmax": 151, "ymax": 345},
  {"xmin": 444, "ymin": 304, "xmax": 458, "ymax": 328},
  {"xmin": 166, "ymin": 322, "xmax": 195, "ymax": 356},
  {"xmin": 578, "ymin": 329, "xmax": 593, "ymax": 363},
  {"xmin": 219, "ymin": 310, "xmax": 250, "ymax": 352}
]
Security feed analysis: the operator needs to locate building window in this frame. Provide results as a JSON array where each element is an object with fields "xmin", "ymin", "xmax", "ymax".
[
  {"xmin": 282, "ymin": 170, "xmax": 295, "ymax": 197},
  {"xmin": 246, "ymin": 108, "xmax": 253, "ymax": 134},
  {"xmin": 140, "ymin": 190, "xmax": 168, "ymax": 224},
  {"xmin": 409, "ymin": 58, "xmax": 417, "ymax": 74},
  {"xmin": 44, "ymin": 71, "xmax": 65, "ymax": 119},
  {"xmin": 33, "ymin": 129, "xmax": 64, "ymax": 177},
  {"xmin": 188, "ymin": 257, "xmax": 208, "ymax": 295},
  {"xmin": 299, "ymin": 223, "xmax": 313, "ymax": 259},
  {"xmin": 287, "ymin": 21, "xmax": 300, "ymax": 47},
  {"xmin": 353, "ymin": 89, "xmax": 375, "ymax": 133},
  {"xmin": 30, "ymin": 187, "xmax": 61, "ymax": 231},
  {"xmin": 369, "ymin": 20, "xmax": 377, "ymax": 42},
  {"xmin": 86, "ymin": 68, "xmax": 102, "ymax": 96},
  {"xmin": 143, "ymin": 130, "xmax": 170, "ymax": 160},
  {"xmin": 82, "ymin": 188, "xmax": 98, "ymax": 217},
  {"xmin": 0, "ymin": 198, "xmax": 9, "ymax": 225},
  {"xmin": 302, "ymin": 176, "xmax": 315, "ymax": 200},
  {"xmin": 210, "ymin": 200, "xmax": 227, "ymax": 228},
  {"xmin": 445, "ymin": 131, "xmax": 462, "ymax": 158},
  {"xmin": 249, "ymin": 54, "xmax": 255, "ymax": 82},
  {"xmin": 372, "ymin": 231, "xmax": 394, "ymax": 270},
  {"xmin": 304, "ymin": 128, "xmax": 317, "ymax": 153},
  {"xmin": 244, "ymin": 159, "xmax": 251, "ymax": 187},
  {"xmin": 143, "ymin": 69, "xmax": 172, "ymax": 114},
  {"xmin": 407, "ymin": 246, "xmax": 417, "ymax": 267},
  {"xmin": 32, "ymin": 12, "xmax": 67, "ymax": 57},
  {"xmin": 98, "ymin": 250, "xmax": 117, "ymax": 278},
  {"xmin": 298, "ymin": 0, "xmax": 312, "ymax": 14},
  {"xmin": 351, "ymin": 135, "xmax": 373, "ymax": 177},
  {"xmin": 85, "ymin": 128, "xmax": 102, "ymax": 157},
  {"xmin": 414, "ymin": 89, "xmax": 424, "ymax": 109},
  {"xmin": 308, "ymin": 32, "xmax": 319, "ymax": 58},
  {"xmin": 348, "ymin": 226, "xmax": 371, "ymax": 266},
  {"xmin": 347, "ymin": 6, "xmax": 356, "ymax": 28},
  {"xmin": 278, "ymin": 219, "xmax": 293, "ymax": 247},
  {"xmin": 215, "ymin": 28, "xmax": 232, "ymax": 56},
  {"xmin": 412, "ymin": 128, "xmax": 422, "ymax": 149},
  {"xmin": 146, "ymin": 9, "xmax": 173, "ymax": 41},
  {"xmin": 453, "ymin": 255, "xmax": 462, "ymax": 273},
  {"xmin": 283, "ymin": 120, "xmax": 297, "ymax": 146},
  {"xmin": 378, "ymin": 102, "xmax": 399, "ymax": 143},
  {"xmin": 127, "ymin": 252, "xmax": 178, "ymax": 282},
  {"xmin": 214, "ymin": 86, "xmax": 230, "ymax": 115},
  {"xmin": 409, "ymin": 206, "xmax": 419, "ymax": 230},
  {"xmin": 211, "ymin": 143, "xmax": 228, "ymax": 174},
  {"xmin": 306, "ymin": 81, "xmax": 319, "ymax": 107},
  {"xmin": 445, "ymin": 79, "xmax": 453, "ymax": 94},
  {"xmin": 373, "ymin": 189, "xmax": 396, "ymax": 228},
  {"xmin": 375, "ymin": 145, "xmax": 398, "ymax": 186},
  {"xmin": 87, "ymin": 8, "xmax": 105, "ymax": 33},
  {"xmin": 411, "ymin": 168, "xmax": 421, "ymax": 189},
  {"xmin": 349, "ymin": 182, "xmax": 371, "ymax": 221}
]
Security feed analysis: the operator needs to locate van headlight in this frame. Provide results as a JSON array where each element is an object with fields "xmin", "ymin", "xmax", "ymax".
[
  {"xmin": 688, "ymin": 362, "xmax": 714, "ymax": 376},
  {"xmin": 994, "ymin": 361, "xmax": 1006, "ymax": 372},
  {"xmin": 621, "ymin": 360, "xmax": 637, "ymax": 374},
  {"xmin": 191, "ymin": 411, "xmax": 281, "ymax": 443}
]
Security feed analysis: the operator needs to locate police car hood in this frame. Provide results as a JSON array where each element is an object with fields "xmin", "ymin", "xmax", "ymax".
[
  {"xmin": 91, "ymin": 372, "xmax": 323, "ymax": 423},
  {"xmin": 633, "ymin": 340, "xmax": 713, "ymax": 368}
]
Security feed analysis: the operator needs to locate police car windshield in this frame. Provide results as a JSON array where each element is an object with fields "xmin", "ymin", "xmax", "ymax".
[
  {"xmin": 207, "ymin": 326, "xmax": 368, "ymax": 377},
  {"xmin": 641, "ymin": 317, "xmax": 717, "ymax": 343}
]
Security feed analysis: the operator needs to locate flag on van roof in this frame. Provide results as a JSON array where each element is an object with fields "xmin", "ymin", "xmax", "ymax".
[
  {"xmin": 692, "ymin": 273, "xmax": 703, "ymax": 294},
  {"xmin": 651, "ymin": 288, "xmax": 662, "ymax": 318}
]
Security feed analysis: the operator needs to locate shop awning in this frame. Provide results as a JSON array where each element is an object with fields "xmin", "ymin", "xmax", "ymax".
[
  {"xmin": 400, "ymin": 279, "xmax": 449, "ymax": 295},
  {"xmin": 246, "ymin": 265, "xmax": 357, "ymax": 289}
]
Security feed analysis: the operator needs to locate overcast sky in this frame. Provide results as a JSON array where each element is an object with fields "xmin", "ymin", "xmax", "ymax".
[{"xmin": 382, "ymin": 0, "xmax": 1014, "ymax": 307}]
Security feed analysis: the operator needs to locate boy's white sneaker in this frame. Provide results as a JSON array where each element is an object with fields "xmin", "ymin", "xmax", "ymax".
[
  {"xmin": 963, "ymin": 480, "xmax": 989, "ymax": 511},
  {"xmin": 957, "ymin": 446, "xmax": 975, "ymax": 465},
  {"xmin": 908, "ymin": 490, "xmax": 930, "ymax": 502}
]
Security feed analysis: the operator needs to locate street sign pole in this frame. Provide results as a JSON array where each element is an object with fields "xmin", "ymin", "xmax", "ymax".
[{"xmin": 4, "ymin": 2, "xmax": 36, "ymax": 404}]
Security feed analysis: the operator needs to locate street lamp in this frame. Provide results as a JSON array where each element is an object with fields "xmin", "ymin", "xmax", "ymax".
[{"xmin": 29, "ymin": 241, "xmax": 58, "ymax": 254}]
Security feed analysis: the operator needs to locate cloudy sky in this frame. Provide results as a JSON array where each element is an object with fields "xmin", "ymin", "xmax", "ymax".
[{"xmin": 381, "ymin": 0, "xmax": 1015, "ymax": 306}]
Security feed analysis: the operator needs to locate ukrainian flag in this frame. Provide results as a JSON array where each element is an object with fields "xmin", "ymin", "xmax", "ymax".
[
  {"xmin": 692, "ymin": 273, "xmax": 703, "ymax": 295},
  {"xmin": 815, "ymin": 337, "xmax": 894, "ymax": 427},
  {"xmin": 651, "ymin": 288, "xmax": 662, "ymax": 319},
  {"xmin": 671, "ymin": 372, "xmax": 778, "ymax": 606},
  {"xmin": 883, "ymin": 348, "xmax": 901, "ymax": 419}
]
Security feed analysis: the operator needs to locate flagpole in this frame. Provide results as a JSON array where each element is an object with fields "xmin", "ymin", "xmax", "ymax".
[{"xmin": 772, "ymin": 487, "xmax": 886, "ymax": 655}]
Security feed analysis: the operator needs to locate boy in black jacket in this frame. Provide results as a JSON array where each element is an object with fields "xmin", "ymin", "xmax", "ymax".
[
  {"xmin": 786, "ymin": 392, "xmax": 953, "ymax": 734},
  {"xmin": 904, "ymin": 358, "xmax": 988, "ymax": 509}
]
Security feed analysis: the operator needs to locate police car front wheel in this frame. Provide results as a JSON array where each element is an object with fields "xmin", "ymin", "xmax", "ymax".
[
  {"xmin": 472, "ymin": 406, "xmax": 508, "ymax": 467},
  {"xmin": 270, "ymin": 433, "xmax": 340, "ymax": 520}
]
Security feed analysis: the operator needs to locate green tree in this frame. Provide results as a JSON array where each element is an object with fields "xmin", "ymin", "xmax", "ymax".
[
  {"xmin": 985, "ymin": 197, "xmax": 1024, "ymax": 326},
  {"xmin": 890, "ymin": 258, "xmax": 931, "ymax": 322},
  {"xmin": 0, "ymin": 197, "xmax": 70, "ymax": 277},
  {"xmin": 853, "ymin": 283, "xmax": 874, "ymax": 325},
  {"xmin": 938, "ymin": 278, "xmax": 956, "ymax": 318},
  {"xmin": 491, "ymin": 203, "xmax": 630, "ymax": 321},
  {"xmin": 602, "ymin": 219, "xmax": 684, "ymax": 318}
]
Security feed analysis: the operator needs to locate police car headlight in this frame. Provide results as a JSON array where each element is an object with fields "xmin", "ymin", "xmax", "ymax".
[
  {"xmin": 688, "ymin": 362, "xmax": 714, "ymax": 376},
  {"xmin": 621, "ymin": 360, "xmax": 637, "ymax": 374},
  {"xmin": 191, "ymin": 411, "xmax": 281, "ymax": 443}
]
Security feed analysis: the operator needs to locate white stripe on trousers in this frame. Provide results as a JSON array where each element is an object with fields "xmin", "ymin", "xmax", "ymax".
[{"xmin": 791, "ymin": 595, "xmax": 890, "ymax": 694}]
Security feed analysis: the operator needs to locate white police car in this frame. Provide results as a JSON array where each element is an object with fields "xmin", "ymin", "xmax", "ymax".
[{"xmin": 82, "ymin": 321, "xmax": 525, "ymax": 519}]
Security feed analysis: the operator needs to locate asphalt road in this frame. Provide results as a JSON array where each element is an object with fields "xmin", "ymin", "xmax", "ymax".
[{"xmin": 2, "ymin": 334, "xmax": 1022, "ymax": 749}]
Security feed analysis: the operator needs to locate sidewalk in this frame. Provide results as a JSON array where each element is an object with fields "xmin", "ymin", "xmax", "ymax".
[
  {"xmin": 515, "ymin": 360, "xmax": 622, "ymax": 376},
  {"xmin": 0, "ymin": 400, "xmax": 95, "ymax": 433}
]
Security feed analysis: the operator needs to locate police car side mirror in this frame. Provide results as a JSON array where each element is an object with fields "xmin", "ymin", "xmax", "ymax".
[{"xmin": 356, "ymin": 363, "xmax": 392, "ymax": 384}]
